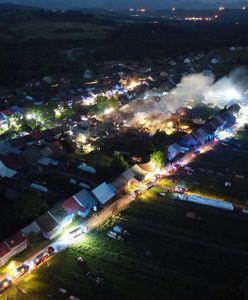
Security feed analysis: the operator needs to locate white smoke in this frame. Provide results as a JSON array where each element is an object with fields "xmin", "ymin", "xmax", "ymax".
[{"xmin": 125, "ymin": 67, "xmax": 248, "ymax": 131}]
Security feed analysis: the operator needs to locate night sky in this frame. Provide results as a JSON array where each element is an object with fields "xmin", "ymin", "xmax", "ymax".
[{"xmin": 0, "ymin": 0, "xmax": 246, "ymax": 9}]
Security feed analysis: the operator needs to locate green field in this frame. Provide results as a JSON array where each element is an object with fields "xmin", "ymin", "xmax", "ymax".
[
  {"xmin": 12, "ymin": 19, "xmax": 113, "ymax": 41},
  {"xmin": 178, "ymin": 128, "xmax": 248, "ymax": 205},
  {"xmin": 3, "ymin": 188, "xmax": 248, "ymax": 300},
  {"xmin": 0, "ymin": 17, "xmax": 114, "ymax": 41}
]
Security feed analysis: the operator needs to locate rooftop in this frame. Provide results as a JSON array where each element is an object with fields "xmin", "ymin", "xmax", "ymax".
[{"xmin": 5, "ymin": 231, "xmax": 27, "ymax": 249}]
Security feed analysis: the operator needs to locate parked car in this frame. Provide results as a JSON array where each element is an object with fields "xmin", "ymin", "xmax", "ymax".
[
  {"xmin": 172, "ymin": 186, "xmax": 188, "ymax": 194},
  {"xmin": 145, "ymin": 181, "xmax": 155, "ymax": 190},
  {"xmin": 113, "ymin": 225, "xmax": 130, "ymax": 236},
  {"xmin": 131, "ymin": 189, "xmax": 142, "ymax": 198},
  {"xmin": 0, "ymin": 277, "xmax": 12, "ymax": 294},
  {"xmin": 152, "ymin": 174, "xmax": 161, "ymax": 183},
  {"xmin": 107, "ymin": 230, "xmax": 124, "ymax": 241},
  {"xmin": 69, "ymin": 226, "xmax": 84, "ymax": 240},
  {"xmin": 14, "ymin": 263, "xmax": 30, "ymax": 278}
]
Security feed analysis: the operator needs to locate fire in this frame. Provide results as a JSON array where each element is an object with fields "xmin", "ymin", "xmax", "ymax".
[{"xmin": 126, "ymin": 80, "xmax": 140, "ymax": 91}]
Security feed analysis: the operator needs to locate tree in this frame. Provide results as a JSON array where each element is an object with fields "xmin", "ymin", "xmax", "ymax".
[
  {"xmin": 95, "ymin": 95, "xmax": 118, "ymax": 113},
  {"xmin": 152, "ymin": 131, "xmax": 169, "ymax": 151},
  {"xmin": 14, "ymin": 192, "xmax": 48, "ymax": 221},
  {"xmin": 150, "ymin": 151, "xmax": 164, "ymax": 169},
  {"xmin": 110, "ymin": 154, "xmax": 130, "ymax": 174}
]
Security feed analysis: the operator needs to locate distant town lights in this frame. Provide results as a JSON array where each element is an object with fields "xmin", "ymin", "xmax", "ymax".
[{"xmin": 219, "ymin": 6, "xmax": 225, "ymax": 11}]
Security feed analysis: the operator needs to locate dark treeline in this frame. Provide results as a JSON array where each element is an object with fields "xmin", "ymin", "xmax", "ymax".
[
  {"xmin": 98, "ymin": 22, "xmax": 248, "ymax": 60},
  {"xmin": 32, "ymin": 10, "xmax": 116, "ymax": 26},
  {"xmin": 0, "ymin": 38, "xmax": 100, "ymax": 86}
]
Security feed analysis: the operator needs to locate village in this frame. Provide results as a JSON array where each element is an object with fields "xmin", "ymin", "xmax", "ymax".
[{"xmin": 0, "ymin": 43, "xmax": 248, "ymax": 298}]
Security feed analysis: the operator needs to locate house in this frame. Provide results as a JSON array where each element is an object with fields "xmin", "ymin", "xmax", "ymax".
[
  {"xmin": 48, "ymin": 202, "xmax": 73, "ymax": 228},
  {"xmin": 138, "ymin": 162, "xmax": 157, "ymax": 174},
  {"xmin": 9, "ymin": 134, "xmax": 33, "ymax": 149},
  {"xmin": 130, "ymin": 164, "xmax": 147, "ymax": 181},
  {"xmin": 192, "ymin": 128, "xmax": 210, "ymax": 144},
  {"xmin": 0, "ymin": 141, "xmax": 13, "ymax": 155},
  {"xmin": 208, "ymin": 115, "xmax": 225, "ymax": 132},
  {"xmin": 0, "ymin": 242, "xmax": 12, "ymax": 267},
  {"xmin": 30, "ymin": 131, "xmax": 43, "ymax": 143},
  {"xmin": 37, "ymin": 157, "xmax": 59, "ymax": 166},
  {"xmin": 91, "ymin": 182, "xmax": 116, "ymax": 205},
  {"xmin": 0, "ymin": 161, "xmax": 17, "ymax": 178},
  {"xmin": 21, "ymin": 221, "xmax": 41, "ymax": 236},
  {"xmin": 121, "ymin": 168, "xmax": 135, "ymax": 182},
  {"xmin": 21, "ymin": 146, "xmax": 42, "ymax": 165},
  {"xmin": 62, "ymin": 196, "xmax": 88, "ymax": 217},
  {"xmin": 1, "ymin": 154, "xmax": 25, "ymax": 171},
  {"xmin": 111, "ymin": 176, "xmax": 127, "ymax": 194},
  {"xmin": 5, "ymin": 231, "xmax": 28, "ymax": 257},
  {"xmin": 167, "ymin": 143, "xmax": 189, "ymax": 161},
  {"xmin": 0, "ymin": 112, "xmax": 8, "ymax": 127},
  {"xmin": 227, "ymin": 103, "xmax": 241, "ymax": 116},
  {"xmin": 121, "ymin": 168, "xmax": 139, "ymax": 188},
  {"xmin": 36, "ymin": 212, "xmax": 62, "ymax": 240},
  {"xmin": 179, "ymin": 134, "xmax": 199, "ymax": 148},
  {"xmin": 220, "ymin": 111, "xmax": 236, "ymax": 127},
  {"xmin": 72, "ymin": 189, "xmax": 98, "ymax": 217}
]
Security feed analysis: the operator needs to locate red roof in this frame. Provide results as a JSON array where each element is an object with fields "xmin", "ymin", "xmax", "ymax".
[
  {"xmin": 0, "ymin": 242, "xmax": 11, "ymax": 258},
  {"xmin": 1, "ymin": 155, "xmax": 25, "ymax": 170},
  {"xmin": 1, "ymin": 109, "xmax": 13, "ymax": 116},
  {"xmin": 62, "ymin": 197, "xmax": 86, "ymax": 214},
  {"xmin": 5, "ymin": 231, "xmax": 27, "ymax": 249},
  {"xmin": 30, "ymin": 131, "xmax": 43, "ymax": 142}
]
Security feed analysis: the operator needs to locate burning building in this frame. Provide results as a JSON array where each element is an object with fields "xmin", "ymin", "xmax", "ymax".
[{"xmin": 167, "ymin": 104, "xmax": 241, "ymax": 161}]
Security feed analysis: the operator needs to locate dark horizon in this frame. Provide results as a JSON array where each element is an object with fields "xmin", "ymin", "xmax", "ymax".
[{"xmin": 0, "ymin": 0, "xmax": 248, "ymax": 10}]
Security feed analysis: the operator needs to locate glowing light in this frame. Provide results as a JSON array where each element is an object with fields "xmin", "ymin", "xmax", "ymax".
[
  {"xmin": 216, "ymin": 130, "xmax": 233, "ymax": 140},
  {"xmin": 219, "ymin": 6, "xmax": 225, "ymax": 11},
  {"xmin": 242, "ymin": 6, "xmax": 246, "ymax": 10},
  {"xmin": 126, "ymin": 80, "xmax": 140, "ymax": 91},
  {"xmin": 104, "ymin": 107, "xmax": 114, "ymax": 115},
  {"xmin": 54, "ymin": 109, "xmax": 61, "ymax": 118},
  {"xmin": 172, "ymin": 7, "xmax": 176, "ymax": 11},
  {"xmin": 26, "ymin": 113, "xmax": 35, "ymax": 120}
]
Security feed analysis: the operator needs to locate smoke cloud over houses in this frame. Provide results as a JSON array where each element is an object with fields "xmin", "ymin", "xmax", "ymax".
[{"xmin": 121, "ymin": 67, "xmax": 248, "ymax": 133}]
